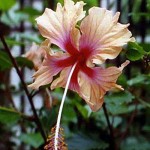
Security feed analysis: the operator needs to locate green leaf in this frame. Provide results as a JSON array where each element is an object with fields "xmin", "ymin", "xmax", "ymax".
[
  {"xmin": 130, "ymin": 0, "xmax": 142, "ymax": 23},
  {"xmin": 15, "ymin": 7, "xmax": 41, "ymax": 24},
  {"xmin": 126, "ymin": 49, "xmax": 143, "ymax": 61},
  {"xmin": 17, "ymin": 33, "xmax": 42, "ymax": 43},
  {"xmin": 6, "ymin": 38, "xmax": 25, "ymax": 46},
  {"xmin": 128, "ymin": 42, "xmax": 145, "ymax": 54},
  {"xmin": 0, "ymin": 51, "xmax": 12, "ymax": 71},
  {"xmin": 0, "ymin": 0, "xmax": 16, "ymax": 11},
  {"xmin": 126, "ymin": 42, "xmax": 145, "ymax": 61},
  {"xmin": 19, "ymin": 133, "xmax": 44, "ymax": 148},
  {"xmin": 0, "ymin": 107, "xmax": 21, "ymax": 125},
  {"xmin": 140, "ymin": 43, "xmax": 150, "ymax": 53},
  {"xmin": 106, "ymin": 103, "xmax": 144, "ymax": 115},
  {"xmin": 0, "ymin": 52, "xmax": 34, "ymax": 71},
  {"xmin": 107, "ymin": 103, "xmax": 129, "ymax": 115},
  {"xmin": 75, "ymin": 103, "xmax": 92, "ymax": 119},
  {"xmin": 63, "ymin": 105, "xmax": 77, "ymax": 123},
  {"xmin": 105, "ymin": 91, "xmax": 135, "ymax": 105},
  {"xmin": 131, "ymin": 12, "xmax": 150, "ymax": 18},
  {"xmin": 1, "ymin": 10, "xmax": 28, "ymax": 26},
  {"xmin": 117, "ymin": 74, "xmax": 128, "ymax": 87},
  {"xmin": 127, "ymin": 74, "xmax": 149, "ymax": 86},
  {"xmin": 16, "ymin": 57, "xmax": 34, "ymax": 69},
  {"xmin": 16, "ymin": 7, "xmax": 41, "ymax": 16},
  {"xmin": 105, "ymin": 91, "xmax": 135, "ymax": 115}
]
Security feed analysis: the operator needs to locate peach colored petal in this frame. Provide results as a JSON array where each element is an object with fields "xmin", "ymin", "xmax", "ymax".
[
  {"xmin": 51, "ymin": 60, "xmax": 129, "ymax": 111},
  {"xmin": 78, "ymin": 74, "xmax": 104, "ymax": 111},
  {"xmin": 28, "ymin": 51, "xmax": 70, "ymax": 89},
  {"xmin": 36, "ymin": 0, "xmax": 85, "ymax": 51},
  {"xmin": 79, "ymin": 7, "xmax": 134, "ymax": 65},
  {"xmin": 78, "ymin": 61, "xmax": 129, "ymax": 111},
  {"xmin": 25, "ymin": 40, "xmax": 50, "ymax": 70},
  {"xmin": 51, "ymin": 67, "xmax": 70, "ymax": 90},
  {"xmin": 51, "ymin": 66, "xmax": 80, "ymax": 92}
]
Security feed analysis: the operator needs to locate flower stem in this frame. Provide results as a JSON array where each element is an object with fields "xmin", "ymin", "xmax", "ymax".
[
  {"xmin": 0, "ymin": 35, "xmax": 46, "ymax": 142},
  {"xmin": 54, "ymin": 63, "xmax": 77, "ymax": 150},
  {"xmin": 102, "ymin": 103, "xmax": 116, "ymax": 150}
]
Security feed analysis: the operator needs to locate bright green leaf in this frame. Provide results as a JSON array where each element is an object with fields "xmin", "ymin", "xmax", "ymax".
[
  {"xmin": 6, "ymin": 38, "xmax": 25, "ymax": 46},
  {"xmin": 131, "ymin": 0, "xmax": 142, "ymax": 23},
  {"xmin": 128, "ymin": 42, "xmax": 145, "ymax": 54},
  {"xmin": 0, "ymin": 0, "xmax": 16, "ymax": 11},
  {"xmin": 126, "ymin": 42, "xmax": 146, "ymax": 61},
  {"xmin": 140, "ymin": 43, "xmax": 150, "ymax": 52},
  {"xmin": 126, "ymin": 49, "xmax": 143, "ymax": 61}
]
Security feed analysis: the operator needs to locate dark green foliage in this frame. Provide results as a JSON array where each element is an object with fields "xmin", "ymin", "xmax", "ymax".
[
  {"xmin": 16, "ymin": 57, "xmax": 34, "ymax": 69},
  {"xmin": 0, "ymin": 107, "xmax": 21, "ymax": 125},
  {"xmin": 19, "ymin": 133, "xmax": 44, "ymax": 148},
  {"xmin": 0, "ymin": 51, "xmax": 34, "ymax": 71},
  {"xmin": 0, "ymin": 51, "xmax": 12, "ymax": 71},
  {"xmin": 67, "ymin": 133, "xmax": 108, "ymax": 150}
]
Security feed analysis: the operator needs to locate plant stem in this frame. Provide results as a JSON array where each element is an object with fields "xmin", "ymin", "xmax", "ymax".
[
  {"xmin": 54, "ymin": 63, "xmax": 77, "ymax": 150},
  {"xmin": 0, "ymin": 35, "xmax": 46, "ymax": 142},
  {"xmin": 102, "ymin": 103, "xmax": 116, "ymax": 150}
]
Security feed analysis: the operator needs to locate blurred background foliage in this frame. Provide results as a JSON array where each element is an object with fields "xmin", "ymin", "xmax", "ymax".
[{"xmin": 0, "ymin": 0, "xmax": 150, "ymax": 150}]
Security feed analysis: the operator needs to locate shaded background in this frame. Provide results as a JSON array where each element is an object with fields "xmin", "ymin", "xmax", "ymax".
[{"xmin": 0, "ymin": 0, "xmax": 150, "ymax": 150}]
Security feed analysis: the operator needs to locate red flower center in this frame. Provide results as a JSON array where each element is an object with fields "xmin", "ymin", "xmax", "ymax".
[{"xmin": 55, "ymin": 41, "xmax": 95, "ymax": 90}]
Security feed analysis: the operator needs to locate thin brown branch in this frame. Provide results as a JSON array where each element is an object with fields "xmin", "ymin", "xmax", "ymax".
[
  {"xmin": 0, "ymin": 35, "xmax": 46, "ymax": 142},
  {"xmin": 102, "ymin": 103, "xmax": 117, "ymax": 150}
]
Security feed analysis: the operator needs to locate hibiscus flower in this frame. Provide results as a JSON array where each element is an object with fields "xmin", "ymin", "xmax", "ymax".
[
  {"xmin": 29, "ymin": 0, "xmax": 134, "ymax": 112},
  {"xmin": 29, "ymin": 0, "xmax": 135, "ymax": 149}
]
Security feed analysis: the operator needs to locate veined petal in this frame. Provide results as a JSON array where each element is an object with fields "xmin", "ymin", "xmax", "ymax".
[
  {"xmin": 36, "ymin": 0, "xmax": 85, "ymax": 54},
  {"xmin": 78, "ymin": 73, "xmax": 104, "ymax": 111},
  {"xmin": 79, "ymin": 7, "xmax": 134, "ymax": 65},
  {"xmin": 78, "ymin": 61, "xmax": 129, "ymax": 111},
  {"xmin": 28, "ymin": 51, "xmax": 72, "ymax": 89},
  {"xmin": 51, "ymin": 67, "xmax": 70, "ymax": 90},
  {"xmin": 51, "ymin": 65, "xmax": 80, "ymax": 92}
]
